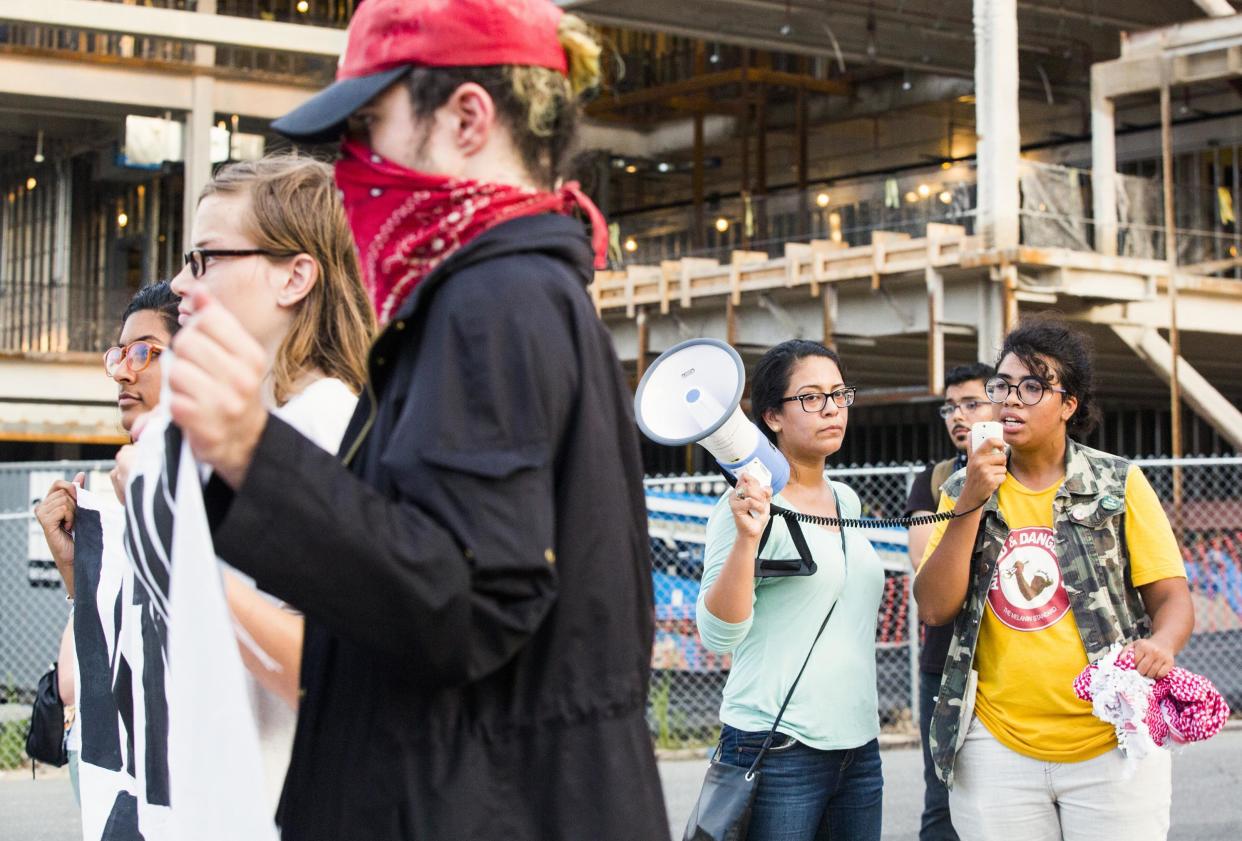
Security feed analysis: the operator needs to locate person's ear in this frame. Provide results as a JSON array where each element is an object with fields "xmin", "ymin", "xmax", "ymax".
[
  {"xmin": 762, "ymin": 408, "xmax": 781, "ymax": 437},
  {"xmin": 1061, "ymin": 393, "xmax": 1079, "ymax": 424},
  {"xmin": 444, "ymin": 82, "xmax": 497, "ymax": 157},
  {"xmin": 277, "ymin": 254, "xmax": 319, "ymax": 309}
]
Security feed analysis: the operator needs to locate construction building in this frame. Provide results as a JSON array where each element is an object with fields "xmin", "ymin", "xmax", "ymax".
[{"xmin": 0, "ymin": 0, "xmax": 1239, "ymax": 473}]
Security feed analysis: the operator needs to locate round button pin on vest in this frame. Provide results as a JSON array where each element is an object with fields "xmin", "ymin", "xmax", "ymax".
[{"xmin": 971, "ymin": 420, "xmax": 1007, "ymax": 454}]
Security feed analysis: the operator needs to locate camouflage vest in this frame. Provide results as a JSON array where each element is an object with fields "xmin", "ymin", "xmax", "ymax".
[{"xmin": 928, "ymin": 439, "xmax": 1151, "ymax": 787}]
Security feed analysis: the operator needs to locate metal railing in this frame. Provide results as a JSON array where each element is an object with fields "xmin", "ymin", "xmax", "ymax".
[{"xmin": 612, "ymin": 158, "xmax": 1242, "ymax": 277}]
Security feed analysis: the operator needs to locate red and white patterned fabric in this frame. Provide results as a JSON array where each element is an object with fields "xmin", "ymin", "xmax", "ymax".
[
  {"xmin": 1073, "ymin": 646, "xmax": 1230, "ymax": 757},
  {"xmin": 335, "ymin": 138, "xmax": 608, "ymax": 326}
]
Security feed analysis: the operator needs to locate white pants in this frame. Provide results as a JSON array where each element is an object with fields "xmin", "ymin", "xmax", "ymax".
[{"xmin": 949, "ymin": 718, "xmax": 1171, "ymax": 841}]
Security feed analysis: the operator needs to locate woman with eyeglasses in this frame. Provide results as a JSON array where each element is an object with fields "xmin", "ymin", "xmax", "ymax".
[
  {"xmin": 34, "ymin": 281, "xmax": 181, "ymax": 805},
  {"xmin": 914, "ymin": 316, "xmax": 1192, "ymax": 841},
  {"xmin": 38, "ymin": 280, "xmax": 180, "ymax": 602},
  {"xmin": 697, "ymin": 339, "xmax": 886, "ymax": 841},
  {"xmin": 163, "ymin": 155, "xmax": 374, "ymax": 811}
]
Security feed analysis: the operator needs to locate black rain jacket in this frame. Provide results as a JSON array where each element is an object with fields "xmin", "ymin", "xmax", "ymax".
[{"xmin": 206, "ymin": 214, "xmax": 669, "ymax": 840}]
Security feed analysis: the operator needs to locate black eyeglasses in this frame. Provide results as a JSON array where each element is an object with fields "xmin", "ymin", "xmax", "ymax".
[
  {"xmin": 985, "ymin": 376, "xmax": 1068, "ymax": 406},
  {"xmin": 182, "ymin": 248, "xmax": 298, "ymax": 278},
  {"xmin": 780, "ymin": 388, "xmax": 857, "ymax": 413},
  {"xmin": 938, "ymin": 399, "xmax": 988, "ymax": 419}
]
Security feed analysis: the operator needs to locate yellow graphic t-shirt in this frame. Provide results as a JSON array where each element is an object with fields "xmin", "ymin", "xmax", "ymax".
[{"xmin": 923, "ymin": 464, "xmax": 1186, "ymax": 763}]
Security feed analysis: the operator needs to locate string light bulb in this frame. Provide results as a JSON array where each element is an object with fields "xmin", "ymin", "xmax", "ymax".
[
  {"xmin": 624, "ymin": 237, "xmax": 638, "ymax": 253},
  {"xmin": 715, "ymin": 217, "xmax": 730, "ymax": 233},
  {"xmin": 816, "ymin": 192, "xmax": 830, "ymax": 208},
  {"xmin": 33, "ymin": 130, "xmax": 44, "ymax": 164}
]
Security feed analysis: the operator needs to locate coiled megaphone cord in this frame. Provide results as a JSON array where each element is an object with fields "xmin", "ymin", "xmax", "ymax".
[
  {"xmin": 716, "ymin": 464, "xmax": 986, "ymax": 529},
  {"xmin": 767, "ymin": 499, "xmax": 986, "ymax": 530}
]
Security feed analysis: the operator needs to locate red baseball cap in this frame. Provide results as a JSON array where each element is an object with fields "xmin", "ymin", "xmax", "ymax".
[{"xmin": 274, "ymin": 0, "xmax": 569, "ymax": 142}]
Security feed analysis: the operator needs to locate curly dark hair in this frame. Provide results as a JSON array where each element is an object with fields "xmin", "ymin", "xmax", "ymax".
[
  {"xmin": 120, "ymin": 281, "xmax": 180, "ymax": 339},
  {"xmin": 750, "ymin": 339, "xmax": 848, "ymax": 446},
  {"xmin": 996, "ymin": 314, "xmax": 1100, "ymax": 437}
]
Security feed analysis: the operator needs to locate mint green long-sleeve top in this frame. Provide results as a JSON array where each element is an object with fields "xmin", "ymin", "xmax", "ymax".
[{"xmin": 696, "ymin": 482, "xmax": 885, "ymax": 750}]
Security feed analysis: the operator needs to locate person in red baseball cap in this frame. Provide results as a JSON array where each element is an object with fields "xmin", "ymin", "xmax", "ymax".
[{"xmin": 166, "ymin": 1, "xmax": 669, "ymax": 839}]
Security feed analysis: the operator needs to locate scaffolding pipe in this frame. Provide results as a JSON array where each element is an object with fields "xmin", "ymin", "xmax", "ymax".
[{"xmin": 1160, "ymin": 80, "xmax": 1185, "ymax": 522}]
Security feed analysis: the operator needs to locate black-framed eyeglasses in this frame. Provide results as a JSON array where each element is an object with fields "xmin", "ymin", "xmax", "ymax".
[
  {"xmin": 938, "ymin": 399, "xmax": 988, "ymax": 419},
  {"xmin": 103, "ymin": 340, "xmax": 164, "ymax": 377},
  {"xmin": 780, "ymin": 387, "xmax": 856, "ymax": 413},
  {"xmin": 985, "ymin": 376, "xmax": 1068, "ymax": 406},
  {"xmin": 182, "ymin": 248, "xmax": 298, "ymax": 278}
]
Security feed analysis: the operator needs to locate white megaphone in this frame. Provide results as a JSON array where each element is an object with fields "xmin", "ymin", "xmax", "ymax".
[{"xmin": 634, "ymin": 338, "xmax": 789, "ymax": 494}]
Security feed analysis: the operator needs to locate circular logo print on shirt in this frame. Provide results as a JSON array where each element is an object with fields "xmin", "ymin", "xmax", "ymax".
[{"xmin": 986, "ymin": 526, "xmax": 1071, "ymax": 632}]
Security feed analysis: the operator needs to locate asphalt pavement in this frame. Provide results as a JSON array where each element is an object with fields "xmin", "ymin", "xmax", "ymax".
[{"xmin": 2, "ymin": 727, "xmax": 1239, "ymax": 841}]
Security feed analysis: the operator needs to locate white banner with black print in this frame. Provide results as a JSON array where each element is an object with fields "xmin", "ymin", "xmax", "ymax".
[{"xmin": 73, "ymin": 392, "xmax": 276, "ymax": 841}]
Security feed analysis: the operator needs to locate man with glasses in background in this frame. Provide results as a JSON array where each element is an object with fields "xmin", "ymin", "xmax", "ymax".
[{"xmin": 904, "ymin": 362, "xmax": 994, "ymax": 841}]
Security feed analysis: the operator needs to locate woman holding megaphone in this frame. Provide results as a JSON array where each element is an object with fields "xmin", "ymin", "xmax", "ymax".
[{"xmin": 695, "ymin": 339, "xmax": 886, "ymax": 841}]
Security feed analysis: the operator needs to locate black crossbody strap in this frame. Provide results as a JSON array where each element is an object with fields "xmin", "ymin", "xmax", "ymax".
[
  {"xmin": 754, "ymin": 510, "xmax": 817, "ymax": 576},
  {"xmin": 744, "ymin": 488, "xmax": 849, "ymax": 778}
]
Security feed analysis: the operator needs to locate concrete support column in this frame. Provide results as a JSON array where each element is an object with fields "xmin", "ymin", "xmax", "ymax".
[
  {"xmin": 183, "ymin": 0, "xmax": 217, "ymax": 252},
  {"xmin": 822, "ymin": 286, "xmax": 838, "ymax": 351},
  {"xmin": 1091, "ymin": 71, "xmax": 1118, "ymax": 255},
  {"xmin": 978, "ymin": 277, "xmax": 1004, "ymax": 364},
  {"xmin": 973, "ymin": 0, "xmax": 1020, "ymax": 250}
]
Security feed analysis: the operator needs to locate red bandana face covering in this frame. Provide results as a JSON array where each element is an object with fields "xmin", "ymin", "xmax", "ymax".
[{"xmin": 335, "ymin": 139, "xmax": 608, "ymax": 326}]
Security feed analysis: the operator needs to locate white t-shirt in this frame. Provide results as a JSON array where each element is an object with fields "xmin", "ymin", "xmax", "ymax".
[
  {"xmin": 271, "ymin": 377, "xmax": 358, "ymax": 456},
  {"xmin": 239, "ymin": 376, "xmax": 358, "ymax": 811}
]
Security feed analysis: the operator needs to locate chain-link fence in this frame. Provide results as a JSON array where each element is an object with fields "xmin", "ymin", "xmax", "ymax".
[
  {"xmin": 0, "ymin": 462, "xmax": 115, "ymax": 768},
  {"xmin": 643, "ymin": 457, "xmax": 1242, "ymax": 751},
  {"xmin": 2, "ymin": 457, "xmax": 1241, "ymax": 767},
  {"xmin": 645, "ymin": 465, "xmax": 923, "ymax": 751}
]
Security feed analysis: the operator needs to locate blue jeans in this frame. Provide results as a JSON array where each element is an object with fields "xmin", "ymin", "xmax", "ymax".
[
  {"xmin": 717, "ymin": 725, "xmax": 883, "ymax": 841},
  {"xmin": 918, "ymin": 671, "xmax": 958, "ymax": 841}
]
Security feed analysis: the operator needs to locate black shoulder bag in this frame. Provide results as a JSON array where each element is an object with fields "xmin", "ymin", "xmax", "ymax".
[
  {"xmin": 25, "ymin": 661, "xmax": 68, "ymax": 768},
  {"xmin": 681, "ymin": 503, "xmax": 848, "ymax": 841}
]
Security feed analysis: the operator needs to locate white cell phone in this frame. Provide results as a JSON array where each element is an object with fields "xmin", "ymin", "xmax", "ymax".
[{"xmin": 971, "ymin": 421, "xmax": 1005, "ymax": 454}]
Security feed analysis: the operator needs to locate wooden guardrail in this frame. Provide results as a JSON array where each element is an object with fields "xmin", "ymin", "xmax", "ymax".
[{"xmin": 590, "ymin": 224, "xmax": 975, "ymax": 318}]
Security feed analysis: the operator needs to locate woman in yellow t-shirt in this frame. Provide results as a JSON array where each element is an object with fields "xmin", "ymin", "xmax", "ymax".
[{"xmin": 914, "ymin": 316, "xmax": 1193, "ymax": 841}]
